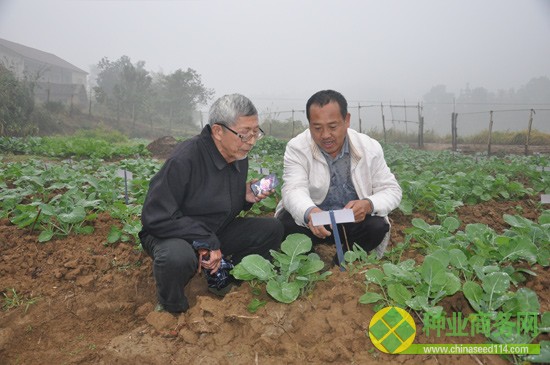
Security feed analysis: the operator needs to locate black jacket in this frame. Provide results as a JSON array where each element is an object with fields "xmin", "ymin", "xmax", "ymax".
[{"xmin": 139, "ymin": 125, "xmax": 251, "ymax": 250}]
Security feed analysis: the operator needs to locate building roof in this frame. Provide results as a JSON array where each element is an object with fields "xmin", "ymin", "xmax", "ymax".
[{"xmin": 0, "ymin": 37, "xmax": 87, "ymax": 75}]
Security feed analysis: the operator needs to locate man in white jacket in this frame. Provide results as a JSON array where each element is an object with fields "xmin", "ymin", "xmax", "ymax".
[{"xmin": 275, "ymin": 90, "xmax": 402, "ymax": 259}]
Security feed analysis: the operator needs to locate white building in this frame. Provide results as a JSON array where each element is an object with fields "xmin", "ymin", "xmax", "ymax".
[{"xmin": 0, "ymin": 37, "xmax": 88, "ymax": 109}]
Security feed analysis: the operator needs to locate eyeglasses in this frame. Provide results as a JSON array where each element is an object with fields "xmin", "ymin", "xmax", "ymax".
[{"xmin": 214, "ymin": 122, "xmax": 265, "ymax": 142}]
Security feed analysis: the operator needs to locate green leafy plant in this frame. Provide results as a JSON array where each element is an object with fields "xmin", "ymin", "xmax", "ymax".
[
  {"xmin": 2, "ymin": 288, "xmax": 40, "ymax": 312},
  {"xmin": 343, "ymin": 243, "xmax": 380, "ymax": 273},
  {"xmin": 105, "ymin": 201, "xmax": 142, "ymax": 247},
  {"xmin": 231, "ymin": 233, "xmax": 331, "ymax": 304},
  {"xmin": 360, "ymin": 251, "xmax": 462, "ymax": 317}
]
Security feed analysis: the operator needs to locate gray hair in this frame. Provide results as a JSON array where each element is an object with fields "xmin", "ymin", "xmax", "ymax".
[{"xmin": 208, "ymin": 93, "xmax": 258, "ymax": 127}]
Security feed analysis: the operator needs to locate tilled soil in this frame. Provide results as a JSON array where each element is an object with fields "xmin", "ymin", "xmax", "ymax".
[{"xmin": 0, "ymin": 197, "xmax": 548, "ymax": 365}]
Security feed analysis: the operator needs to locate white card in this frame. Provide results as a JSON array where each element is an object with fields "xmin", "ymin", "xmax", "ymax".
[
  {"xmin": 116, "ymin": 169, "xmax": 133, "ymax": 180},
  {"xmin": 541, "ymin": 195, "xmax": 550, "ymax": 204},
  {"xmin": 310, "ymin": 209, "xmax": 355, "ymax": 226}
]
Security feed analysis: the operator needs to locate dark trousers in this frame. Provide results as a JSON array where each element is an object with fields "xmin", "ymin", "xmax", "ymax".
[
  {"xmin": 140, "ymin": 217, "xmax": 283, "ymax": 313},
  {"xmin": 277, "ymin": 208, "xmax": 389, "ymax": 253}
]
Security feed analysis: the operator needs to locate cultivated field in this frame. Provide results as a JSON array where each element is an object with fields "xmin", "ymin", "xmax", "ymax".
[{"xmin": 0, "ymin": 136, "xmax": 548, "ymax": 364}]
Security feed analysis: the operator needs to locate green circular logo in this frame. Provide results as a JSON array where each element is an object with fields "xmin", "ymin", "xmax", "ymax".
[{"xmin": 368, "ymin": 306, "xmax": 416, "ymax": 354}]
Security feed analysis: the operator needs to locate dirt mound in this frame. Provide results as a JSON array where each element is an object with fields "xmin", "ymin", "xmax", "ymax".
[{"xmin": 146, "ymin": 136, "xmax": 179, "ymax": 159}]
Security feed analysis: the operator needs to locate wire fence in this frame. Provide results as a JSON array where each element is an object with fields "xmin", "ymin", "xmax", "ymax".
[{"xmin": 82, "ymin": 94, "xmax": 550, "ymax": 155}]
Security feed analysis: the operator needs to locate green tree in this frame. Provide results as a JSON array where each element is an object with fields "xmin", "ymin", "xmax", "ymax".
[
  {"xmin": 156, "ymin": 68, "xmax": 213, "ymax": 129},
  {"xmin": 0, "ymin": 65, "xmax": 35, "ymax": 136},
  {"xmin": 94, "ymin": 56, "xmax": 152, "ymax": 124}
]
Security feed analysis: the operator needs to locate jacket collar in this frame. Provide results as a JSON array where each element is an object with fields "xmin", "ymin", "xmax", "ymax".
[{"xmin": 201, "ymin": 125, "xmax": 242, "ymax": 172}]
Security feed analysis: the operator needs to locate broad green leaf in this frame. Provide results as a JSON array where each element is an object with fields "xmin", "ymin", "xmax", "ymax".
[
  {"xmin": 365, "ymin": 268, "xmax": 385, "ymax": 285},
  {"xmin": 405, "ymin": 295, "xmax": 428, "ymax": 311},
  {"xmin": 398, "ymin": 259, "xmax": 416, "ymax": 271},
  {"xmin": 387, "ymin": 283, "xmax": 412, "ymax": 305},
  {"xmin": 442, "ymin": 216, "xmax": 460, "ymax": 232},
  {"xmin": 429, "ymin": 249, "xmax": 450, "ymax": 267},
  {"xmin": 420, "ymin": 256, "xmax": 445, "ymax": 285},
  {"xmin": 266, "ymin": 280, "xmax": 301, "ymax": 303},
  {"xmin": 359, "ymin": 292, "xmax": 384, "ymax": 304},
  {"xmin": 541, "ymin": 312, "xmax": 550, "ymax": 332},
  {"xmin": 382, "ymin": 263, "xmax": 417, "ymax": 285},
  {"xmin": 525, "ymin": 340, "xmax": 550, "ymax": 363},
  {"xmin": 538, "ymin": 248, "xmax": 550, "ymax": 266},
  {"xmin": 270, "ymin": 250, "xmax": 291, "ymax": 266},
  {"xmin": 39, "ymin": 203, "xmax": 56, "ymax": 216},
  {"xmin": 539, "ymin": 211, "xmax": 550, "ymax": 225},
  {"xmin": 239, "ymin": 254, "xmax": 275, "ymax": 281},
  {"xmin": 11, "ymin": 214, "xmax": 36, "ymax": 228},
  {"xmin": 344, "ymin": 250, "xmax": 359, "ymax": 263},
  {"xmin": 474, "ymin": 265, "xmax": 500, "ymax": 281},
  {"xmin": 502, "ymin": 287, "xmax": 540, "ymax": 314},
  {"xmin": 296, "ymin": 258, "xmax": 324, "ymax": 276},
  {"xmin": 499, "ymin": 236, "xmax": 538, "ymax": 263},
  {"xmin": 424, "ymin": 305, "xmax": 444, "ymax": 317},
  {"xmin": 281, "ymin": 234, "xmax": 312, "ymax": 256},
  {"xmin": 229, "ymin": 264, "xmax": 256, "ymax": 281},
  {"xmin": 503, "ymin": 214, "xmax": 529, "ymax": 228},
  {"xmin": 487, "ymin": 292, "xmax": 514, "ymax": 311},
  {"xmin": 482, "ymin": 272, "xmax": 511, "ymax": 311},
  {"xmin": 411, "ymin": 218, "xmax": 431, "ymax": 231},
  {"xmin": 38, "ymin": 229, "xmax": 54, "ymax": 242},
  {"xmin": 481, "ymin": 272, "xmax": 511, "ymax": 295},
  {"xmin": 261, "ymin": 197, "xmax": 277, "ymax": 209},
  {"xmin": 490, "ymin": 328, "xmax": 533, "ymax": 346},
  {"xmin": 438, "ymin": 272, "xmax": 461, "ymax": 296},
  {"xmin": 463, "ymin": 281, "xmax": 483, "ymax": 312},
  {"xmin": 107, "ymin": 226, "xmax": 121, "ymax": 244},
  {"xmin": 449, "ymin": 249, "xmax": 469, "ymax": 271},
  {"xmin": 58, "ymin": 206, "xmax": 86, "ymax": 224},
  {"xmin": 468, "ymin": 255, "xmax": 486, "ymax": 269},
  {"xmin": 399, "ymin": 199, "xmax": 413, "ymax": 215}
]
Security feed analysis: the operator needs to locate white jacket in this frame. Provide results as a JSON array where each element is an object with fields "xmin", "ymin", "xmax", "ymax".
[{"xmin": 275, "ymin": 128, "xmax": 402, "ymax": 257}]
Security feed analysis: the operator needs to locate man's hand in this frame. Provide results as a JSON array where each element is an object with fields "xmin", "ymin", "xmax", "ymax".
[
  {"xmin": 307, "ymin": 207, "xmax": 332, "ymax": 239},
  {"xmin": 201, "ymin": 249, "xmax": 222, "ymax": 273},
  {"xmin": 344, "ymin": 199, "xmax": 373, "ymax": 223},
  {"xmin": 246, "ymin": 179, "xmax": 275, "ymax": 203}
]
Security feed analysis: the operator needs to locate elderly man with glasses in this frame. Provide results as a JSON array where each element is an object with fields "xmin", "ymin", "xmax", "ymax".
[{"xmin": 140, "ymin": 93, "xmax": 283, "ymax": 314}]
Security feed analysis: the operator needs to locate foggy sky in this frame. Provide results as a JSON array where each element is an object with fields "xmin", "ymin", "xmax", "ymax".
[{"xmin": 1, "ymin": 0, "xmax": 549, "ymax": 131}]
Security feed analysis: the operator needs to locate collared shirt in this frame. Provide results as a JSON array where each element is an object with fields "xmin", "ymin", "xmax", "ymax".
[
  {"xmin": 318, "ymin": 137, "xmax": 359, "ymax": 210},
  {"xmin": 304, "ymin": 137, "xmax": 359, "ymax": 221},
  {"xmin": 140, "ymin": 125, "xmax": 251, "ymax": 250}
]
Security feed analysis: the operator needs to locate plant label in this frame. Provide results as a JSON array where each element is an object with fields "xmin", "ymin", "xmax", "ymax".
[
  {"xmin": 310, "ymin": 209, "xmax": 354, "ymax": 226},
  {"xmin": 116, "ymin": 169, "xmax": 133, "ymax": 180}
]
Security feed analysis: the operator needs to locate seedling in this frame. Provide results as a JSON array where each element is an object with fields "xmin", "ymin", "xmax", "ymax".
[
  {"xmin": 2, "ymin": 288, "xmax": 40, "ymax": 313},
  {"xmin": 231, "ymin": 233, "xmax": 331, "ymax": 304}
]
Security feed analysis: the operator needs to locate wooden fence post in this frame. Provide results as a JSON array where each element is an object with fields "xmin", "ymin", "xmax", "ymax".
[
  {"xmin": 381, "ymin": 103, "xmax": 387, "ymax": 143},
  {"xmin": 417, "ymin": 103, "xmax": 424, "ymax": 148},
  {"xmin": 291, "ymin": 109, "xmax": 295, "ymax": 138},
  {"xmin": 451, "ymin": 112, "xmax": 457, "ymax": 152},
  {"xmin": 525, "ymin": 109, "xmax": 535, "ymax": 155},
  {"xmin": 487, "ymin": 111, "xmax": 494, "ymax": 156},
  {"xmin": 357, "ymin": 102, "xmax": 362, "ymax": 133}
]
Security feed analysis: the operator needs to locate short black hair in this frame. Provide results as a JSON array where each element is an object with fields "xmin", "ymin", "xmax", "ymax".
[{"xmin": 306, "ymin": 90, "xmax": 348, "ymax": 121}]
